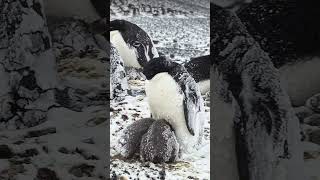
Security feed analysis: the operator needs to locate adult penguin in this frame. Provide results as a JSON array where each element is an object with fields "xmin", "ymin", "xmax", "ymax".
[
  {"xmin": 110, "ymin": 19, "xmax": 159, "ymax": 69},
  {"xmin": 143, "ymin": 56, "xmax": 205, "ymax": 152}
]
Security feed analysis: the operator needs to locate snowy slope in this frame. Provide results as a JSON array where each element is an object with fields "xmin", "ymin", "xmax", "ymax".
[
  {"xmin": 110, "ymin": 81, "xmax": 210, "ymax": 179},
  {"xmin": 110, "ymin": 0, "xmax": 210, "ymax": 179}
]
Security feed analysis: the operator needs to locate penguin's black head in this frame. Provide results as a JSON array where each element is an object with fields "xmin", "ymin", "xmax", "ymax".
[
  {"xmin": 143, "ymin": 56, "xmax": 178, "ymax": 80},
  {"xmin": 110, "ymin": 19, "xmax": 126, "ymax": 31},
  {"xmin": 110, "ymin": 19, "xmax": 159, "ymax": 67}
]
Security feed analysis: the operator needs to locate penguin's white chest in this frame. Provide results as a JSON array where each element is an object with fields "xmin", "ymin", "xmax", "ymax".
[
  {"xmin": 110, "ymin": 31, "xmax": 141, "ymax": 68},
  {"xmin": 43, "ymin": 0, "xmax": 100, "ymax": 22},
  {"xmin": 145, "ymin": 73, "xmax": 194, "ymax": 147}
]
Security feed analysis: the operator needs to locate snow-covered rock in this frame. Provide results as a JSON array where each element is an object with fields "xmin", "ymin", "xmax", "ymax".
[
  {"xmin": 0, "ymin": 0, "xmax": 57, "ymax": 130},
  {"xmin": 110, "ymin": 45, "xmax": 129, "ymax": 101}
]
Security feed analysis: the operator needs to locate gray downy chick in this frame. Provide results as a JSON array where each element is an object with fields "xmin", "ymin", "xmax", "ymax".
[
  {"xmin": 140, "ymin": 119, "xmax": 180, "ymax": 163},
  {"xmin": 119, "ymin": 118, "xmax": 155, "ymax": 158}
]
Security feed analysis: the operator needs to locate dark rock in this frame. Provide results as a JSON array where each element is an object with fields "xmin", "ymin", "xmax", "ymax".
[
  {"xmin": 58, "ymin": 147, "xmax": 70, "ymax": 154},
  {"xmin": 42, "ymin": 146, "xmax": 48, "ymax": 153},
  {"xmin": 140, "ymin": 119, "xmax": 179, "ymax": 163},
  {"xmin": 0, "ymin": 145, "xmax": 13, "ymax": 159},
  {"xmin": 69, "ymin": 164, "xmax": 95, "ymax": 177},
  {"xmin": 18, "ymin": 148, "xmax": 39, "ymax": 157},
  {"xmin": 36, "ymin": 168, "xmax": 59, "ymax": 180},
  {"xmin": 119, "ymin": 118, "xmax": 155, "ymax": 158},
  {"xmin": 121, "ymin": 115, "xmax": 129, "ymax": 121},
  {"xmin": 81, "ymin": 138, "xmax": 95, "ymax": 144},
  {"xmin": 304, "ymin": 151, "xmax": 320, "ymax": 160},
  {"xmin": 304, "ymin": 114, "xmax": 320, "ymax": 126},
  {"xmin": 294, "ymin": 106, "xmax": 314, "ymax": 122},
  {"xmin": 25, "ymin": 127, "xmax": 56, "ymax": 138},
  {"xmin": 309, "ymin": 129, "xmax": 320, "ymax": 145},
  {"xmin": 306, "ymin": 93, "xmax": 320, "ymax": 113}
]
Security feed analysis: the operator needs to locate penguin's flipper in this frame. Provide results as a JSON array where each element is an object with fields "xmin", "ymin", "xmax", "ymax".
[{"xmin": 176, "ymin": 66, "xmax": 203, "ymax": 136}]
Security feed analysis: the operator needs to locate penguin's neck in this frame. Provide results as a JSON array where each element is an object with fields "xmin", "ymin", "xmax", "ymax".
[{"xmin": 110, "ymin": 30, "xmax": 142, "ymax": 69}]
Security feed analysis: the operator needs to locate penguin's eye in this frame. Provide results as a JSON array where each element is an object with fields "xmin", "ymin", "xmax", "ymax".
[{"xmin": 133, "ymin": 41, "xmax": 141, "ymax": 47}]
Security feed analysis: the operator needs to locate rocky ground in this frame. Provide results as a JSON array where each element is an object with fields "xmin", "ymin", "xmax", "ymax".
[
  {"xmin": 0, "ymin": 17, "xmax": 108, "ymax": 180},
  {"xmin": 294, "ymin": 93, "xmax": 320, "ymax": 180},
  {"xmin": 110, "ymin": 0, "xmax": 210, "ymax": 179},
  {"xmin": 110, "ymin": 80, "xmax": 210, "ymax": 179}
]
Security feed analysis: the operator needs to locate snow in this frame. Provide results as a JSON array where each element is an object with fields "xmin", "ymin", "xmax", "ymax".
[
  {"xmin": 110, "ymin": 78, "xmax": 210, "ymax": 179},
  {"xmin": 110, "ymin": 1, "xmax": 210, "ymax": 178}
]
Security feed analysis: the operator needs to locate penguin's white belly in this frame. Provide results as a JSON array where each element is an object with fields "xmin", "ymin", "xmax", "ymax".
[
  {"xmin": 43, "ymin": 0, "xmax": 100, "ymax": 22},
  {"xmin": 198, "ymin": 79, "xmax": 210, "ymax": 94},
  {"xmin": 110, "ymin": 31, "xmax": 141, "ymax": 68},
  {"xmin": 280, "ymin": 57, "xmax": 320, "ymax": 106},
  {"xmin": 145, "ymin": 73, "xmax": 194, "ymax": 147}
]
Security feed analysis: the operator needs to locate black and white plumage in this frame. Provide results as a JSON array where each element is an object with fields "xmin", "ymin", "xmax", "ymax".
[
  {"xmin": 184, "ymin": 55, "xmax": 211, "ymax": 94},
  {"xmin": 143, "ymin": 56, "xmax": 205, "ymax": 152},
  {"xmin": 110, "ymin": 19, "xmax": 159, "ymax": 69}
]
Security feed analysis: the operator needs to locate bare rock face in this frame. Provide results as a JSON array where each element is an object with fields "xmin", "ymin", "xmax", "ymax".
[
  {"xmin": 140, "ymin": 119, "xmax": 179, "ymax": 163},
  {"xmin": 0, "ymin": 0, "xmax": 57, "ymax": 129},
  {"xmin": 119, "ymin": 118, "xmax": 155, "ymax": 158}
]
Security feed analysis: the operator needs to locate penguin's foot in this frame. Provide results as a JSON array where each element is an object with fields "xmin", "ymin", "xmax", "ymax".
[
  {"xmin": 140, "ymin": 119, "xmax": 180, "ymax": 163},
  {"xmin": 118, "ymin": 118, "xmax": 155, "ymax": 158}
]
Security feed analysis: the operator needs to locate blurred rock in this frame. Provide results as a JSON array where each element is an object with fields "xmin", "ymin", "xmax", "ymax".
[
  {"xmin": 294, "ymin": 106, "xmax": 314, "ymax": 122},
  {"xmin": 36, "ymin": 168, "xmax": 59, "ymax": 180},
  {"xmin": 69, "ymin": 164, "xmax": 95, "ymax": 177},
  {"xmin": 25, "ymin": 127, "xmax": 57, "ymax": 138},
  {"xmin": 140, "ymin": 119, "xmax": 179, "ymax": 163},
  {"xmin": 309, "ymin": 129, "xmax": 320, "ymax": 145},
  {"xmin": 0, "ymin": 145, "xmax": 13, "ymax": 159},
  {"xmin": 305, "ymin": 114, "xmax": 320, "ymax": 127},
  {"xmin": 306, "ymin": 93, "xmax": 320, "ymax": 113},
  {"xmin": 119, "ymin": 118, "xmax": 155, "ymax": 158}
]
